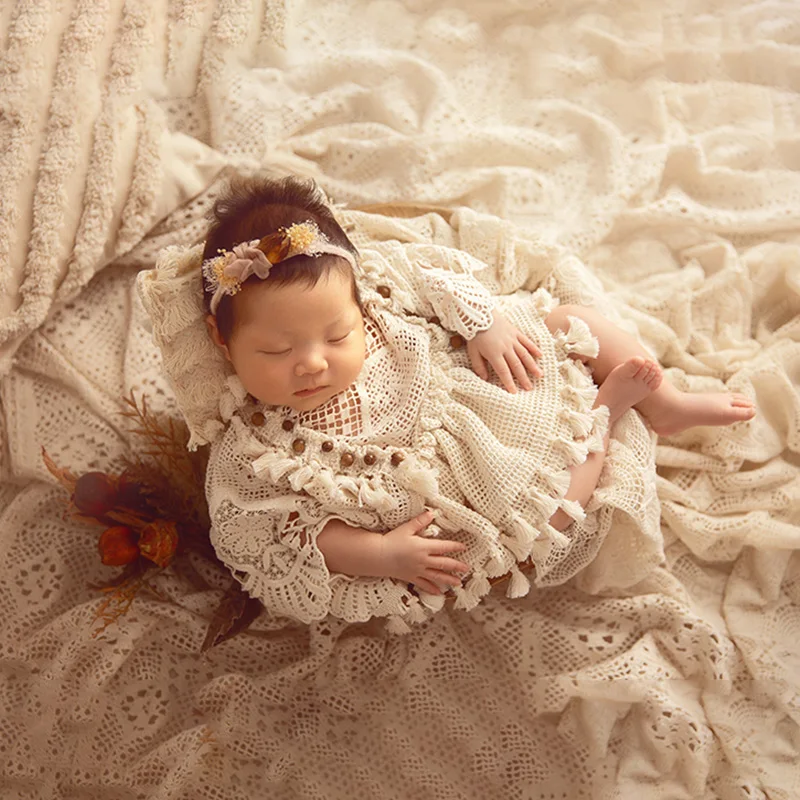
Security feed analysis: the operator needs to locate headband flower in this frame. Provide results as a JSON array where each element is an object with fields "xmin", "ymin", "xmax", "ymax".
[{"xmin": 202, "ymin": 221, "xmax": 357, "ymax": 315}]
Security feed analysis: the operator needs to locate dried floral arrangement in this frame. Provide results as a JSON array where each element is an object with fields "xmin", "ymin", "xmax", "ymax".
[
  {"xmin": 42, "ymin": 392, "xmax": 262, "ymax": 651},
  {"xmin": 43, "ymin": 392, "xmax": 528, "ymax": 643}
]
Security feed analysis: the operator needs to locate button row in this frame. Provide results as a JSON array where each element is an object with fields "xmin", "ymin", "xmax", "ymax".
[{"xmin": 252, "ymin": 410, "xmax": 408, "ymax": 468}]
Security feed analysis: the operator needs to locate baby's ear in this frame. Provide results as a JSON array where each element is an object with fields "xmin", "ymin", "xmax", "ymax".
[{"xmin": 205, "ymin": 314, "xmax": 232, "ymax": 361}]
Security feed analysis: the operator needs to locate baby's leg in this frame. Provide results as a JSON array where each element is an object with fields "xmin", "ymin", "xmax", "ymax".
[
  {"xmin": 549, "ymin": 357, "xmax": 660, "ymax": 530},
  {"xmin": 544, "ymin": 304, "xmax": 756, "ymax": 436}
]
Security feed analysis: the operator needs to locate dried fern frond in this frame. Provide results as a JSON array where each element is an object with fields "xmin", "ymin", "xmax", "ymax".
[{"xmin": 42, "ymin": 447, "xmax": 78, "ymax": 492}]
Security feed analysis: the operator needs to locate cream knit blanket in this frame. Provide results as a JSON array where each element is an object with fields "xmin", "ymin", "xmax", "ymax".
[{"xmin": 2, "ymin": 1, "xmax": 800, "ymax": 798}]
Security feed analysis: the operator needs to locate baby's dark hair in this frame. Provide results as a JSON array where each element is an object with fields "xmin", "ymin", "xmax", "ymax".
[{"xmin": 202, "ymin": 173, "xmax": 362, "ymax": 343}]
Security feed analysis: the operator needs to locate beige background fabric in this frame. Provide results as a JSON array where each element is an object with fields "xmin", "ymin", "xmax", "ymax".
[
  {"xmin": 1, "ymin": 0, "xmax": 800, "ymax": 797},
  {"xmin": 0, "ymin": 0, "xmax": 278, "ymax": 374}
]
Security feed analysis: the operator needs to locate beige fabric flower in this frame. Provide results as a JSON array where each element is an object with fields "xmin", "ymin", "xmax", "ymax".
[{"xmin": 222, "ymin": 240, "xmax": 273, "ymax": 283}]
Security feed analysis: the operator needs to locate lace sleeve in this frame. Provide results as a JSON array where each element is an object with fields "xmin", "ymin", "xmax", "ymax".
[
  {"xmin": 363, "ymin": 242, "xmax": 497, "ymax": 340},
  {"xmin": 208, "ymin": 491, "xmax": 341, "ymax": 624},
  {"xmin": 205, "ymin": 424, "xmax": 414, "ymax": 626}
]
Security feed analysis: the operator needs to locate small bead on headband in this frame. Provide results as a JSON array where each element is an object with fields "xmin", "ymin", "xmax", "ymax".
[{"xmin": 202, "ymin": 221, "xmax": 358, "ymax": 315}]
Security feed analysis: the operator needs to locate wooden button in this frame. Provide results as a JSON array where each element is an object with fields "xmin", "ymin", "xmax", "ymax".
[
  {"xmin": 321, "ymin": 441, "xmax": 334, "ymax": 452},
  {"xmin": 340, "ymin": 452, "xmax": 355, "ymax": 467},
  {"xmin": 292, "ymin": 438, "xmax": 305, "ymax": 454},
  {"xmin": 429, "ymin": 316, "xmax": 440, "ymax": 325},
  {"xmin": 450, "ymin": 334, "xmax": 465, "ymax": 349},
  {"xmin": 377, "ymin": 285, "xmax": 391, "ymax": 298},
  {"xmin": 364, "ymin": 453, "xmax": 376, "ymax": 466},
  {"xmin": 251, "ymin": 412, "xmax": 265, "ymax": 427},
  {"xmin": 391, "ymin": 452, "xmax": 405, "ymax": 466},
  {"xmin": 282, "ymin": 419, "xmax": 294, "ymax": 431}
]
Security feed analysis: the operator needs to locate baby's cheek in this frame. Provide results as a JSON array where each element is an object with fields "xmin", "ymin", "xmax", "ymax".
[
  {"xmin": 245, "ymin": 356, "xmax": 282, "ymax": 392},
  {"xmin": 349, "ymin": 341, "xmax": 368, "ymax": 380}
]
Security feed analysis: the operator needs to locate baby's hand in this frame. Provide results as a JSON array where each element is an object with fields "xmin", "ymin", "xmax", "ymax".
[
  {"xmin": 467, "ymin": 309, "xmax": 542, "ymax": 393},
  {"xmin": 381, "ymin": 510, "xmax": 471, "ymax": 596}
]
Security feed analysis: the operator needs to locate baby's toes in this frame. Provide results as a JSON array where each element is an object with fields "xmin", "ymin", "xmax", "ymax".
[
  {"xmin": 644, "ymin": 360, "xmax": 662, "ymax": 387},
  {"xmin": 624, "ymin": 356, "xmax": 646, "ymax": 377}
]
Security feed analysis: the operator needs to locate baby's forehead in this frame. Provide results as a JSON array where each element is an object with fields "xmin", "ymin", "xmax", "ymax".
[{"xmin": 237, "ymin": 283, "xmax": 361, "ymax": 332}]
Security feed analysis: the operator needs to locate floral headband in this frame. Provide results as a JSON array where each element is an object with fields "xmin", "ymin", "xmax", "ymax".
[{"xmin": 202, "ymin": 220, "xmax": 358, "ymax": 315}]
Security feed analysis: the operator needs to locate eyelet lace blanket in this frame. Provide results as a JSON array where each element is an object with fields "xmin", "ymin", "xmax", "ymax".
[{"xmin": 2, "ymin": 1, "xmax": 800, "ymax": 798}]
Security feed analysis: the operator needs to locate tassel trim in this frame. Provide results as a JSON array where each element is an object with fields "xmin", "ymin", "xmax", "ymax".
[
  {"xmin": 587, "ymin": 406, "xmax": 610, "ymax": 452},
  {"xmin": 250, "ymin": 449, "xmax": 400, "ymax": 513},
  {"xmin": 392, "ymin": 453, "xmax": 440, "ymax": 498},
  {"xmin": 552, "ymin": 436, "xmax": 590, "ymax": 467},
  {"xmin": 500, "ymin": 532, "xmax": 530, "ymax": 562},
  {"xmin": 524, "ymin": 489, "xmax": 560, "ymax": 522},
  {"xmin": 385, "ymin": 616, "xmax": 413, "ymax": 635},
  {"xmin": 452, "ymin": 566, "xmax": 492, "ymax": 612},
  {"xmin": 526, "ymin": 524, "xmax": 572, "ymax": 569},
  {"xmin": 506, "ymin": 564, "xmax": 531, "ymax": 599},
  {"xmin": 541, "ymin": 467, "xmax": 572, "ymax": 497},
  {"xmin": 554, "ymin": 315, "xmax": 600, "ymax": 359},
  {"xmin": 559, "ymin": 406, "xmax": 595, "ymax": 438},
  {"xmin": 530, "ymin": 287, "xmax": 559, "ymax": 317},
  {"xmin": 558, "ymin": 498, "xmax": 586, "ymax": 524},
  {"xmin": 405, "ymin": 599, "xmax": 430, "ymax": 624},
  {"xmin": 506, "ymin": 513, "xmax": 540, "ymax": 561}
]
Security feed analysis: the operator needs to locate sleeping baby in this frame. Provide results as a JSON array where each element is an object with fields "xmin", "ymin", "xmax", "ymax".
[{"xmin": 143, "ymin": 172, "xmax": 756, "ymax": 634}]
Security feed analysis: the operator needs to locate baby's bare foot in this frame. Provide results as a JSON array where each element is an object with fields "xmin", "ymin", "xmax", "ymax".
[
  {"xmin": 594, "ymin": 357, "xmax": 662, "ymax": 425},
  {"xmin": 644, "ymin": 390, "xmax": 756, "ymax": 436}
]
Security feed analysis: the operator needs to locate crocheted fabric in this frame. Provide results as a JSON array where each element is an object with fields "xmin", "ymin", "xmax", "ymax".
[
  {"xmin": 5, "ymin": 1, "xmax": 800, "ymax": 797},
  {"xmin": 140, "ymin": 225, "xmax": 663, "ymax": 633}
]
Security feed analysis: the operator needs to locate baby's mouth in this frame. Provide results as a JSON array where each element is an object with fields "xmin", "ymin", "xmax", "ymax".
[{"xmin": 294, "ymin": 386, "xmax": 327, "ymax": 397}]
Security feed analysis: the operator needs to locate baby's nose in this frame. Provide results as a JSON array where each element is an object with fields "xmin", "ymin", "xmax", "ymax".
[{"xmin": 295, "ymin": 354, "xmax": 328, "ymax": 374}]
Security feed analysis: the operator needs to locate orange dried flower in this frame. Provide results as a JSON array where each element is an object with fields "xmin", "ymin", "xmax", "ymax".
[
  {"xmin": 74, "ymin": 472, "xmax": 118, "ymax": 517},
  {"xmin": 138, "ymin": 520, "xmax": 179, "ymax": 568},
  {"xmin": 98, "ymin": 526, "xmax": 139, "ymax": 566}
]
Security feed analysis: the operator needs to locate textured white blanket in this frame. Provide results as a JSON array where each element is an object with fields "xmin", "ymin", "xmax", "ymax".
[{"xmin": 2, "ymin": 0, "xmax": 799, "ymax": 797}]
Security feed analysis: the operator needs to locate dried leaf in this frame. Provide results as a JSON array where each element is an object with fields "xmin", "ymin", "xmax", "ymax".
[
  {"xmin": 213, "ymin": 597, "xmax": 262, "ymax": 649},
  {"xmin": 200, "ymin": 588, "xmax": 247, "ymax": 652},
  {"xmin": 200, "ymin": 587, "xmax": 262, "ymax": 652}
]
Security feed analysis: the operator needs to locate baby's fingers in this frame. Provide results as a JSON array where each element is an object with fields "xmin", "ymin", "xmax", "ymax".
[
  {"xmin": 422, "ymin": 569, "xmax": 462, "ymax": 590},
  {"xmin": 515, "ymin": 341, "xmax": 542, "ymax": 379},
  {"xmin": 426, "ymin": 540, "xmax": 470, "ymax": 573},
  {"xmin": 488, "ymin": 354, "xmax": 518, "ymax": 394},
  {"xmin": 410, "ymin": 578, "xmax": 445, "ymax": 596},
  {"xmin": 520, "ymin": 333, "xmax": 542, "ymax": 359},
  {"xmin": 468, "ymin": 350, "xmax": 489, "ymax": 381},
  {"xmin": 431, "ymin": 554, "xmax": 471, "ymax": 574}
]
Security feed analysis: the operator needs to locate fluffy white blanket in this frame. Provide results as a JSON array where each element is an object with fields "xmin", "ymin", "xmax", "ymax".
[{"xmin": 2, "ymin": 0, "xmax": 799, "ymax": 797}]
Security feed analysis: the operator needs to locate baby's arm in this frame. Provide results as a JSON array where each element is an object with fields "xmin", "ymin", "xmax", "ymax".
[
  {"xmin": 318, "ymin": 513, "xmax": 470, "ymax": 597},
  {"xmin": 316, "ymin": 518, "xmax": 387, "ymax": 577}
]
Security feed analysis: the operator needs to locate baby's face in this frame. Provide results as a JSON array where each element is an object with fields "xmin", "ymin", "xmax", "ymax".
[{"xmin": 211, "ymin": 270, "xmax": 366, "ymax": 412}]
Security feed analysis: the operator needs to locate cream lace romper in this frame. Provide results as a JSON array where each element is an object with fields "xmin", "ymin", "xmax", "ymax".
[{"xmin": 205, "ymin": 240, "xmax": 614, "ymax": 634}]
